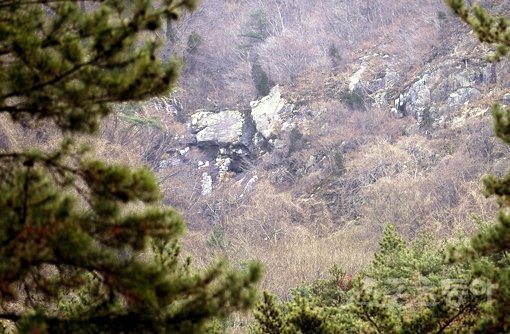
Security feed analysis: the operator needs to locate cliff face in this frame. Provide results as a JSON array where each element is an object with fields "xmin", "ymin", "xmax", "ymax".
[
  {"xmin": 393, "ymin": 49, "xmax": 509, "ymax": 131},
  {"xmin": 125, "ymin": 12, "xmax": 508, "ymax": 254},
  {"xmin": 147, "ymin": 28, "xmax": 509, "ymax": 199},
  {"xmin": 343, "ymin": 35, "xmax": 510, "ymax": 129}
]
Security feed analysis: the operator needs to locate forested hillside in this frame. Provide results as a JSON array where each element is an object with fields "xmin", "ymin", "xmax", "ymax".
[
  {"xmin": 2, "ymin": 0, "xmax": 510, "ymax": 333},
  {"xmin": 127, "ymin": 0, "xmax": 510, "ymax": 299}
]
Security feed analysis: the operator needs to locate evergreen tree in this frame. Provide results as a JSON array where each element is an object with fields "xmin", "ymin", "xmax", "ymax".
[
  {"xmin": 440, "ymin": 1, "xmax": 510, "ymax": 331},
  {"xmin": 0, "ymin": 1, "xmax": 261, "ymax": 333},
  {"xmin": 239, "ymin": 9, "xmax": 272, "ymax": 44},
  {"xmin": 251, "ymin": 62, "xmax": 273, "ymax": 97},
  {"xmin": 250, "ymin": 291, "xmax": 352, "ymax": 334},
  {"xmin": 353, "ymin": 226, "xmax": 481, "ymax": 333},
  {"xmin": 251, "ymin": 223, "xmax": 489, "ymax": 333}
]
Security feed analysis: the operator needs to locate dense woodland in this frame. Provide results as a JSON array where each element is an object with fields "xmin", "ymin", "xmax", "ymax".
[{"xmin": 2, "ymin": 0, "xmax": 510, "ymax": 333}]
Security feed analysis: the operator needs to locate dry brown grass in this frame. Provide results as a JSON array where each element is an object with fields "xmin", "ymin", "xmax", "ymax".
[{"xmin": 182, "ymin": 222, "xmax": 376, "ymax": 299}]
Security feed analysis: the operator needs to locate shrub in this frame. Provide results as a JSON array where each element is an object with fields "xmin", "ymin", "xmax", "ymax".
[
  {"xmin": 419, "ymin": 107, "xmax": 434, "ymax": 129},
  {"xmin": 287, "ymin": 127, "xmax": 306, "ymax": 156},
  {"xmin": 207, "ymin": 225, "xmax": 230, "ymax": 249},
  {"xmin": 437, "ymin": 10, "xmax": 447, "ymax": 21},
  {"xmin": 291, "ymin": 265, "xmax": 349, "ymax": 307},
  {"xmin": 116, "ymin": 102, "xmax": 164, "ymax": 130},
  {"xmin": 328, "ymin": 43, "xmax": 342, "ymax": 67},
  {"xmin": 251, "ymin": 62, "xmax": 274, "ymax": 97},
  {"xmin": 339, "ymin": 88, "xmax": 366, "ymax": 111},
  {"xmin": 332, "ymin": 150, "xmax": 346, "ymax": 176},
  {"xmin": 250, "ymin": 292, "xmax": 347, "ymax": 334},
  {"xmin": 186, "ymin": 31, "xmax": 203, "ymax": 54},
  {"xmin": 239, "ymin": 9, "xmax": 272, "ymax": 43}
]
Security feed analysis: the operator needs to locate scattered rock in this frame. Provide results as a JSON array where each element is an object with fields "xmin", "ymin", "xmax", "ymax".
[
  {"xmin": 447, "ymin": 87, "xmax": 481, "ymax": 105},
  {"xmin": 244, "ymin": 175, "xmax": 258, "ymax": 192},
  {"xmin": 201, "ymin": 172, "xmax": 212, "ymax": 196},
  {"xmin": 215, "ymin": 156, "xmax": 232, "ymax": 180},
  {"xmin": 179, "ymin": 147, "xmax": 190, "ymax": 156},
  {"xmin": 158, "ymin": 157, "xmax": 181, "ymax": 169},
  {"xmin": 502, "ymin": 93, "xmax": 510, "ymax": 105},
  {"xmin": 349, "ymin": 65, "xmax": 366, "ymax": 91}
]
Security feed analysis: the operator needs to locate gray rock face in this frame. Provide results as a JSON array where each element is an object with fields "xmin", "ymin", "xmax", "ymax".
[
  {"xmin": 406, "ymin": 76, "xmax": 431, "ymax": 115},
  {"xmin": 187, "ymin": 109, "xmax": 253, "ymax": 181},
  {"xmin": 396, "ymin": 59, "xmax": 496, "ymax": 126},
  {"xmin": 189, "ymin": 86, "xmax": 295, "ymax": 152},
  {"xmin": 448, "ymin": 87, "xmax": 481, "ymax": 105},
  {"xmin": 191, "ymin": 110, "xmax": 245, "ymax": 146},
  {"xmin": 250, "ymin": 85, "xmax": 289, "ymax": 139}
]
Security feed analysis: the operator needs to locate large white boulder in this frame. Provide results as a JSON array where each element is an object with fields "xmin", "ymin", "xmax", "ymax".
[
  {"xmin": 190, "ymin": 110, "xmax": 244, "ymax": 146},
  {"xmin": 250, "ymin": 85, "xmax": 287, "ymax": 139}
]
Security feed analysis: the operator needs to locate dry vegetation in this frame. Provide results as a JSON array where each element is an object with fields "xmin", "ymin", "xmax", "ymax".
[
  {"xmin": 162, "ymin": 0, "xmax": 450, "ymax": 111},
  {"xmin": 1, "ymin": 0, "xmax": 507, "ymax": 313},
  {"xmin": 170, "ymin": 108, "xmax": 500, "ymax": 300},
  {"xmin": 82, "ymin": 0, "xmax": 509, "ymax": 303}
]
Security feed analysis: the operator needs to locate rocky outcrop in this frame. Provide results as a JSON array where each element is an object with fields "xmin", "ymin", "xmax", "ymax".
[
  {"xmin": 187, "ymin": 85, "xmax": 296, "ymax": 154},
  {"xmin": 201, "ymin": 172, "xmax": 212, "ymax": 196},
  {"xmin": 191, "ymin": 110, "xmax": 245, "ymax": 146},
  {"xmin": 188, "ymin": 108, "xmax": 256, "ymax": 175},
  {"xmin": 336, "ymin": 39, "xmax": 510, "ymax": 131},
  {"xmin": 250, "ymin": 85, "xmax": 293, "ymax": 139},
  {"xmin": 394, "ymin": 59, "xmax": 496, "ymax": 126},
  {"xmin": 349, "ymin": 65, "xmax": 367, "ymax": 91},
  {"xmin": 155, "ymin": 85, "xmax": 303, "ymax": 193}
]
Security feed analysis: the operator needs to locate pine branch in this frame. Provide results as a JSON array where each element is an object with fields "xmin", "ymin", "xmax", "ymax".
[
  {"xmin": 0, "ymin": 57, "xmax": 99, "ymax": 100},
  {"xmin": 362, "ymin": 308, "xmax": 383, "ymax": 334},
  {"xmin": 435, "ymin": 303, "xmax": 471, "ymax": 334},
  {"xmin": 20, "ymin": 164, "xmax": 31, "ymax": 227},
  {"xmin": 0, "ymin": 106, "xmax": 40, "ymax": 114},
  {"xmin": 0, "ymin": 1, "xmax": 102, "ymax": 8}
]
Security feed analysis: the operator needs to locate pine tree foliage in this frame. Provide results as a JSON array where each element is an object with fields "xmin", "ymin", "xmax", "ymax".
[
  {"xmin": 354, "ymin": 226, "xmax": 482, "ymax": 333},
  {"xmin": 367, "ymin": 226, "xmax": 450, "ymax": 291},
  {"xmin": 350, "ymin": 1, "xmax": 510, "ymax": 331},
  {"xmin": 239, "ymin": 9, "xmax": 272, "ymax": 43},
  {"xmin": 251, "ymin": 291, "xmax": 353, "ymax": 334},
  {"xmin": 443, "ymin": 0, "xmax": 510, "ymax": 332},
  {"xmin": 0, "ymin": 0, "xmax": 193, "ymax": 133},
  {"xmin": 446, "ymin": 0, "xmax": 510, "ymax": 61},
  {"xmin": 251, "ymin": 292, "xmax": 286, "ymax": 334},
  {"xmin": 116, "ymin": 102, "xmax": 164, "ymax": 130},
  {"xmin": 0, "ymin": 1, "xmax": 261, "ymax": 333},
  {"xmin": 251, "ymin": 225, "xmax": 483, "ymax": 333},
  {"xmin": 292, "ymin": 265, "xmax": 348, "ymax": 308}
]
